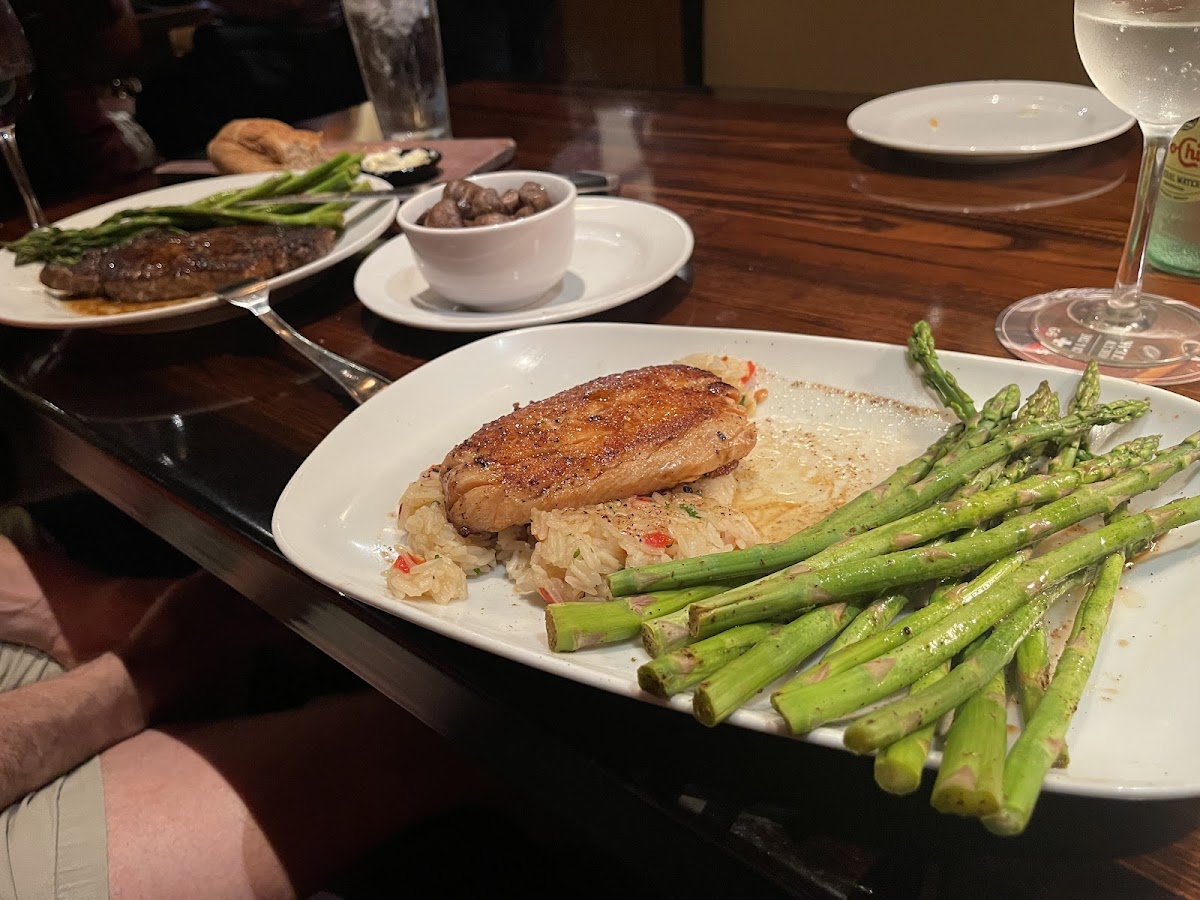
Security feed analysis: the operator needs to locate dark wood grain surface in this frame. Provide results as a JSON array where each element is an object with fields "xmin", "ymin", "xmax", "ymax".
[{"xmin": 3, "ymin": 81, "xmax": 1200, "ymax": 899}]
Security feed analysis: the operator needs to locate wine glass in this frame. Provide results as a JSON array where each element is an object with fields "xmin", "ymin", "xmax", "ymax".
[
  {"xmin": 0, "ymin": 0, "xmax": 46, "ymax": 229},
  {"xmin": 996, "ymin": 0, "xmax": 1200, "ymax": 380}
]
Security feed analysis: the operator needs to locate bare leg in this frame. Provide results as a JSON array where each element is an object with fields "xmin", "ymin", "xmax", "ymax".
[{"xmin": 103, "ymin": 689, "xmax": 494, "ymax": 900}]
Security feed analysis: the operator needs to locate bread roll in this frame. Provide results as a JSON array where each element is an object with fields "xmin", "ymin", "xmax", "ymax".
[{"xmin": 207, "ymin": 119, "xmax": 327, "ymax": 174}]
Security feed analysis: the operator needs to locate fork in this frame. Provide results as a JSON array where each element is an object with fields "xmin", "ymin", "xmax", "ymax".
[{"xmin": 218, "ymin": 279, "xmax": 390, "ymax": 405}]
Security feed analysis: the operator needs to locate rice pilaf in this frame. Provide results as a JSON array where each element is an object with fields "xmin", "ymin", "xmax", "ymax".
[{"xmin": 385, "ymin": 354, "xmax": 765, "ymax": 605}]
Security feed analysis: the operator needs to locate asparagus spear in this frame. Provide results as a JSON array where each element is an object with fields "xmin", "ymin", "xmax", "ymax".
[
  {"xmin": 113, "ymin": 205, "xmax": 346, "ymax": 229},
  {"xmin": 907, "ymin": 321, "xmax": 977, "ymax": 423},
  {"xmin": 827, "ymin": 593, "xmax": 910, "ymax": 653},
  {"xmin": 690, "ymin": 430, "xmax": 1187, "ymax": 639},
  {"xmin": 7, "ymin": 217, "xmax": 182, "ymax": 265},
  {"xmin": 1013, "ymin": 363, "xmax": 1103, "ymax": 728},
  {"xmin": 642, "ymin": 612, "xmax": 700, "ymax": 658},
  {"xmin": 859, "ymin": 388, "xmax": 1061, "ymax": 740},
  {"xmin": 929, "ymin": 636, "xmax": 1009, "ymax": 817},
  {"xmin": 637, "ymin": 623, "xmax": 776, "ymax": 698},
  {"xmin": 120, "ymin": 153, "xmax": 360, "ymax": 218},
  {"xmin": 798, "ymin": 422, "xmax": 1089, "ymax": 689},
  {"xmin": 610, "ymin": 399, "xmax": 1143, "ymax": 598},
  {"xmin": 921, "ymin": 573, "xmax": 1087, "ymax": 816},
  {"xmin": 1014, "ymin": 380, "xmax": 1057, "ymax": 424},
  {"xmin": 938, "ymin": 383, "xmax": 1021, "ymax": 457},
  {"xmin": 873, "ymin": 661, "xmax": 951, "ymax": 796},
  {"xmin": 692, "ymin": 601, "xmax": 863, "ymax": 727},
  {"xmin": 807, "ymin": 434, "xmax": 1153, "ymax": 567},
  {"xmin": 844, "ymin": 574, "xmax": 1088, "ymax": 755},
  {"xmin": 189, "ymin": 173, "xmax": 292, "ymax": 210},
  {"xmin": 1013, "ymin": 626, "xmax": 1053, "ymax": 722},
  {"xmin": 1007, "ymin": 381, "xmax": 1059, "ymax": 464},
  {"xmin": 249, "ymin": 168, "xmax": 359, "ymax": 216},
  {"xmin": 984, "ymin": 550, "xmax": 1126, "ymax": 836},
  {"xmin": 885, "ymin": 382, "xmax": 1017, "ymax": 505},
  {"xmin": 1047, "ymin": 361, "xmax": 1101, "ymax": 476},
  {"xmin": 198, "ymin": 153, "xmax": 365, "ymax": 212},
  {"xmin": 870, "ymin": 549, "xmax": 1062, "ymax": 796},
  {"xmin": 768, "ymin": 490, "xmax": 1197, "ymax": 737},
  {"xmin": 191, "ymin": 172, "xmax": 294, "ymax": 210},
  {"xmin": 546, "ymin": 585, "xmax": 727, "ymax": 652},
  {"xmin": 267, "ymin": 152, "xmax": 359, "ymax": 196},
  {"xmin": 795, "ymin": 552, "xmax": 1030, "ymax": 687}
]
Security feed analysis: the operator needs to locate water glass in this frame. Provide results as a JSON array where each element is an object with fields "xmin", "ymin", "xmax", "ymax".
[{"xmin": 341, "ymin": 0, "xmax": 452, "ymax": 141}]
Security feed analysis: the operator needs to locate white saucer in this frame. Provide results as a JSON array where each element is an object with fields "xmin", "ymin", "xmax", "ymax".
[
  {"xmin": 353, "ymin": 196, "xmax": 694, "ymax": 331},
  {"xmin": 847, "ymin": 80, "xmax": 1135, "ymax": 163}
]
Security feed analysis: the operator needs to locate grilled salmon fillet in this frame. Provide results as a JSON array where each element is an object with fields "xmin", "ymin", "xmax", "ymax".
[{"xmin": 440, "ymin": 364, "xmax": 757, "ymax": 533}]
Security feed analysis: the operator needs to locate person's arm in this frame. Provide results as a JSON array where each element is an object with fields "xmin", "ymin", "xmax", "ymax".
[{"xmin": 0, "ymin": 653, "xmax": 145, "ymax": 810}]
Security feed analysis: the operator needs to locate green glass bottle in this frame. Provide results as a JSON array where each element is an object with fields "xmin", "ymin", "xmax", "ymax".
[{"xmin": 1149, "ymin": 118, "xmax": 1200, "ymax": 277}]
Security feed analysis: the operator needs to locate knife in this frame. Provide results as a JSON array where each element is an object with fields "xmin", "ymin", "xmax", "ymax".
[
  {"xmin": 234, "ymin": 171, "xmax": 619, "ymax": 206},
  {"xmin": 236, "ymin": 188, "xmax": 421, "ymax": 206}
]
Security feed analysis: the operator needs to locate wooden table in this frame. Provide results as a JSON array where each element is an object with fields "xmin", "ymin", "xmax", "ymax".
[{"xmin": 3, "ymin": 80, "xmax": 1200, "ymax": 898}]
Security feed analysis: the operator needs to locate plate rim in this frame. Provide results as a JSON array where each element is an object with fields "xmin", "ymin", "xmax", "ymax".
[
  {"xmin": 0, "ymin": 172, "xmax": 400, "ymax": 330},
  {"xmin": 847, "ymin": 79, "xmax": 1136, "ymax": 158},
  {"xmin": 272, "ymin": 321, "xmax": 1200, "ymax": 800},
  {"xmin": 352, "ymin": 195, "xmax": 694, "ymax": 332}
]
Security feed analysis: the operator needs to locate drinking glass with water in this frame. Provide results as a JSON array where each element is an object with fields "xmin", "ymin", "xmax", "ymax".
[
  {"xmin": 341, "ymin": 0, "xmax": 452, "ymax": 141},
  {"xmin": 0, "ymin": 0, "xmax": 47, "ymax": 229},
  {"xmin": 997, "ymin": 0, "xmax": 1200, "ymax": 378}
]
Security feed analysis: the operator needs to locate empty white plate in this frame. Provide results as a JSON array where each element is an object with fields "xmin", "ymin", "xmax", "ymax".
[
  {"xmin": 353, "ymin": 196, "xmax": 694, "ymax": 331},
  {"xmin": 847, "ymin": 80, "xmax": 1135, "ymax": 163}
]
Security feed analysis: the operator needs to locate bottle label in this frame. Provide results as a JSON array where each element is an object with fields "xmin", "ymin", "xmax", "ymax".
[{"xmin": 1162, "ymin": 119, "xmax": 1200, "ymax": 202}]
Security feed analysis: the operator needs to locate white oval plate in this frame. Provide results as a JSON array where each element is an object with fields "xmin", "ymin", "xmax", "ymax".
[
  {"xmin": 848, "ymin": 80, "xmax": 1135, "ymax": 162},
  {"xmin": 273, "ymin": 323, "xmax": 1200, "ymax": 799},
  {"xmin": 352, "ymin": 196, "xmax": 694, "ymax": 331},
  {"xmin": 0, "ymin": 173, "xmax": 399, "ymax": 330}
]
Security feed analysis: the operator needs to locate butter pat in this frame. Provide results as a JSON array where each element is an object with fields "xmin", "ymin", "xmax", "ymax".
[{"xmin": 363, "ymin": 148, "xmax": 434, "ymax": 174}]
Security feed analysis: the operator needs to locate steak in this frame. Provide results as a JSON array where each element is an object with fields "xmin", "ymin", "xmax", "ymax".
[
  {"xmin": 440, "ymin": 364, "xmax": 758, "ymax": 533},
  {"xmin": 39, "ymin": 225, "xmax": 338, "ymax": 303}
]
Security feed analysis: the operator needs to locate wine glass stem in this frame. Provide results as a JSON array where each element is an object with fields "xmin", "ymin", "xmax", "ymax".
[
  {"xmin": 0, "ymin": 124, "xmax": 47, "ymax": 229},
  {"xmin": 1109, "ymin": 124, "xmax": 1174, "ymax": 320}
]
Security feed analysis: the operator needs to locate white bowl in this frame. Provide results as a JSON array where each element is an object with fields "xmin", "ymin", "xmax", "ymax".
[{"xmin": 396, "ymin": 170, "xmax": 577, "ymax": 310}]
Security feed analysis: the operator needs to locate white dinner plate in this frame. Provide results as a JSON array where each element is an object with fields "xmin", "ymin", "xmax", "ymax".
[
  {"xmin": 273, "ymin": 323, "xmax": 1200, "ymax": 799},
  {"xmin": 0, "ymin": 173, "xmax": 399, "ymax": 330},
  {"xmin": 847, "ymin": 80, "xmax": 1136, "ymax": 163},
  {"xmin": 352, "ymin": 196, "xmax": 693, "ymax": 331}
]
